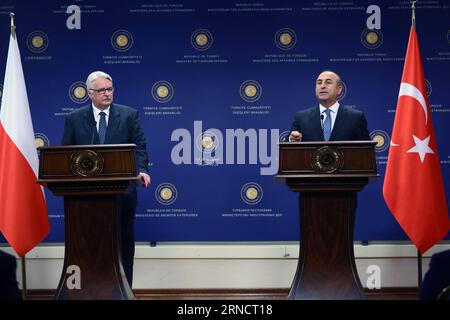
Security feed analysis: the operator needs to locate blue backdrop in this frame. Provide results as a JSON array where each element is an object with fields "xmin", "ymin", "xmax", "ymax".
[{"xmin": 0, "ymin": 0, "xmax": 449, "ymax": 244}]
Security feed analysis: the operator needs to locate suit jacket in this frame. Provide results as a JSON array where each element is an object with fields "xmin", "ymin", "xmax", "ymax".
[
  {"xmin": 0, "ymin": 250, "xmax": 21, "ymax": 300},
  {"xmin": 290, "ymin": 104, "xmax": 370, "ymax": 141},
  {"xmin": 420, "ymin": 249, "xmax": 450, "ymax": 300},
  {"xmin": 61, "ymin": 103, "xmax": 149, "ymax": 208}
]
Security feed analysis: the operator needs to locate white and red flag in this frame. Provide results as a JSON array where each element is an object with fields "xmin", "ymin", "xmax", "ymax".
[
  {"xmin": 0, "ymin": 20, "xmax": 49, "ymax": 256},
  {"xmin": 383, "ymin": 27, "xmax": 450, "ymax": 254}
]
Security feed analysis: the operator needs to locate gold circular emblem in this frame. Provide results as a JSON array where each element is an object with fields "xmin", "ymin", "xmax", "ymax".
[
  {"xmin": 244, "ymin": 85, "xmax": 257, "ymax": 98},
  {"xmin": 280, "ymin": 33, "xmax": 292, "ymax": 45},
  {"xmin": 116, "ymin": 35, "xmax": 129, "ymax": 47},
  {"xmin": 366, "ymin": 32, "xmax": 378, "ymax": 44},
  {"xmin": 35, "ymin": 138, "xmax": 45, "ymax": 148},
  {"xmin": 311, "ymin": 146, "xmax": 343, "ymax": 173},
  {"xmin": 196, "ymin": 34, "xmax": 208, "ymax": 46},
  {"xmin": 70, "ymin": 150, "xmax": 104, "ymax": 177},
  {"xmin": 32, "ymin": 36, "xmax": 44, "ymax": 48},
  {"xmin": 202, "ymin": 136, "xmax": 214, "ymax": 149},
  {"xmin": 160, "ymin": 187, "xmax": 173, "ymax": 200},
  {"xmin": 73, "ymin": 86, "xmax": 86, "ymax": 99},
  {"xmin": 373, "ymin": 135, "xmax": 385, "ymax": 147},
  {"xmin": 245, "ymin": 187, "xmax": 258, "ymax": 200},
  {"xmin": 156, "ymin": 85, "xmax": 169, "ymax": 98}
]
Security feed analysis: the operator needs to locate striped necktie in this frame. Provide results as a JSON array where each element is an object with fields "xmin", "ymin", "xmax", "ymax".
[{"xmin": 323, "ymin": 109, "xmax": 332, "ymax": 141}]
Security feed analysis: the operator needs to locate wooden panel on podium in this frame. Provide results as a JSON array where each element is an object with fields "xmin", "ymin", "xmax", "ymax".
[
  {"xmin": 276, "ymin": 141, "xmax": 378, "ymax": 299},
  {"xmin": 37, "ymin": 144, "xmax": 139, "ymax": 300}
]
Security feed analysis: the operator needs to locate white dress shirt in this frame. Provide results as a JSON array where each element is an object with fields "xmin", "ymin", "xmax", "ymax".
[
  {"xmin": 319, "ymin": 102, "xmax": 340, "ymax": 131},
  {"xmin": 92, "ymin": 104, "xmax": 110, "ymax": 132}
]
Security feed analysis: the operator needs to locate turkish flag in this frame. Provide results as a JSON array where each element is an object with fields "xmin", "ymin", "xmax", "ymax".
[
  {"xmin": 0, "ymin": 27, "xmax": 49, "ymax": 256},
  {"xmin": 383, "ymin": 27, "xmax": 450, "ymax": 254}
]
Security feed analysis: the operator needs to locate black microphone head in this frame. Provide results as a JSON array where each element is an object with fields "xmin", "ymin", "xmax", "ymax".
[{"xmin": 320, "ymin": 114, "xmax": 324, "ymax": 120}]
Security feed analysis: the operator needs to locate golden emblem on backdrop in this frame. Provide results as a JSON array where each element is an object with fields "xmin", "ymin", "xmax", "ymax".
[
  {"xmin": 241, "ymin": 182, "xmax": 263, "ymax": 205},
  {"xmin": 26, "ymin": 31, "xmax": 49, "ymax": 53},
  {"xmin": 69, "ymin": 81, "xmax": 89, "ymax": 104},
  {"xmin": 240, "ymin": 80, "xmax": 262, "ymax": 102},
  {"xmin": 160, "ymin": 187, "xmax": 173, "ymax": 201},
  {"xmin": 191, "ymin": 29, "xmax": 213, "ymax": 51},
  {"xmin": 155, "ymin": 183, "xmax": 178, "ymax": 205},
  {"xmin": 361, "ymin": 28, "xmax": 383, "ymax": 49},
  {"xmin": 32, "ymin": 36, "xmax": 44, "ymax": 48},
  {"xmin": 280, "ymin": 33, "xmax": 292, "ymax": 46},
  {"xmin": 74, "ymin": 86, "xmax": 86, "ymax": 99},
  {"xmin": 111, "ymin": 30, "xmax": 133, "ymax": 52},
  {"xmin": 34, "ymin": 133, "xmax": 50, "ymax": 156},
  {"xmin": 275, "ymin": 28, "xmax": 297, "ymax": 50},
  {"xmin": 244, "ymin": 85, "xmax": 257, "ymax": 98},
  {"xmin": 366, "ymin": 31, "xmax": 379, "ymax": 44},
  {"xmin": 202, "ymin": 136, "xmax": 214, "ymax": 150},
  {"xmin": 116, "ymin": 35, "xmax": 129, "ymax": 48},
  {"xmin": 196, "ymin": 33, "xmax": 208, "ymax": 47},
  {"xmin": 151, "ymin": 81, "xmax": 174, "ymax": 103},
  {"xmin": 156, "ymin": 85, "xmax": 169, "ymax": 99},
  {"xmin": 369, "ymin": 130, "xmax": 390, "ymax": 153}
]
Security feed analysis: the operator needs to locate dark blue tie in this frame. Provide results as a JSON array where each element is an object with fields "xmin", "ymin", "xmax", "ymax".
[
  {"xmin": 323, "ymin": 109, "xmax": 332, "ymax": 141},
  {"xmin": 98, "ymin": 112, "xmax": 107, "ymax": 144}
]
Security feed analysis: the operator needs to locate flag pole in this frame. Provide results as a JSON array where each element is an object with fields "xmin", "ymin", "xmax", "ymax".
[
  {"xmin": 410, "ymin": 0, "xmax": 423, "ymax": 292},
  {"xmin": 411, "ymin": 0, "xmax": 416, "ymax": 30},
  {"xmin": 21, "ymin": 255, "xmax": 28, "ymax": 299},
  {"xmin": 417, "ymin": 250, "xmax": 423, "ymax": 288},
  {"xmin": 10, "ymin": 12, "xmax": 16, "ymax": 39}
]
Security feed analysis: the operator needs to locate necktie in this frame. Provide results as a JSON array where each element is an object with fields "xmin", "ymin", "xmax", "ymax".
[
  {"xmin": 323, "ymin": 109, "xmax": 332, "ymax": 141},
  {"xmin": 98, "ymin": 112, "xmax": 107, "ymax": 144}
]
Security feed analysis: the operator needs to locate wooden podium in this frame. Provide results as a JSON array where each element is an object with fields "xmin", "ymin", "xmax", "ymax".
[
  {"xmin": 276, "ymin": 141, "xmax": 378, "ymax": 299},
  {"xmin": 37, "ymin": 144, "xmax": 139, "ymax": 300}
]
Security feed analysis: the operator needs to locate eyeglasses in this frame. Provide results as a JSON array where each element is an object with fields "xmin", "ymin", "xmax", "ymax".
[{"xmin": 90, "ymin": 87, "xmax": 114, "ymax": 94}]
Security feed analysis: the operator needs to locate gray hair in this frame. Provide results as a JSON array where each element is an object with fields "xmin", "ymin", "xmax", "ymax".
[{"xmin": 86, "ymin": 71, "xmax": 113, "ymax": 90}]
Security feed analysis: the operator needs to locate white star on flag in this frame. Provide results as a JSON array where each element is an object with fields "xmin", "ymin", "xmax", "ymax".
[{"xmin": 407, "ymin": 134, "xmax": 434, "ymax": 163}]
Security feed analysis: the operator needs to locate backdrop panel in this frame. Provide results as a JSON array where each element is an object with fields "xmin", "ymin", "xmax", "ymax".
[{"xmin": 0, "ymin": 0, "xmax": 449, "ymax": 243}]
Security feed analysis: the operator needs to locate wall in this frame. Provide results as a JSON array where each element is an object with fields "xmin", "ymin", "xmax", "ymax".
[{"xmin": 2, "ymin": 242, "xmax": 449, "ymax": 290}]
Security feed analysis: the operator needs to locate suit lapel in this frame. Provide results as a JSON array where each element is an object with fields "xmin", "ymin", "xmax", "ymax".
[
  {"xmin": 330, "ymin": 104, "xmax": 348, "ymax": 140},
  {"xmin": 310, "ymin": 106, "xmax": 324, "ymax": 141},
  {"xmin": 82, "ymin": 106, "xmax": 98, "ymax": 144},
  {"xmin": 105, "ymin": 104, "xmax": 120, "ymax": 144}
]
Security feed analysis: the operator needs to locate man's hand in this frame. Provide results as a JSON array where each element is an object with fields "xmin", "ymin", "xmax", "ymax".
[
  {"xmin": 289, "ymin": 131, "xmax": 302, "ymax": 142},
  {"xmin": 138, "ymin": 172, "xmax": 151, "ymax": 188}
]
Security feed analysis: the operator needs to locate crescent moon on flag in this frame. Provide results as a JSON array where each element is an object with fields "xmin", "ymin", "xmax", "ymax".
[
  {"xmin": 398, "ymin": 82, "xmax": 428, "ymax": 125},
  {"xmin": 391, "ymin": 82, "xmax": 429, "ymax": 147}
]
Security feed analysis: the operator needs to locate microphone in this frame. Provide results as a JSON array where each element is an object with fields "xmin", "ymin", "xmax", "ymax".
[
  {"xmin": 320, "ymin": 114, "xmax": 324, "ymax": 129},
  {"xmin": 91, "ymin": 120, "xmax": 96, "ymax": 145}
]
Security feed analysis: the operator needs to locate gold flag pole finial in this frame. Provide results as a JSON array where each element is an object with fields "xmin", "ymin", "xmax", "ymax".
[
  {"xmin": 411, "ymin": 0, "xmax": 417, "ymax": 30},
  {"xmin": 10, "ymin": 12, "xmax": 16, "ymax": 39}
]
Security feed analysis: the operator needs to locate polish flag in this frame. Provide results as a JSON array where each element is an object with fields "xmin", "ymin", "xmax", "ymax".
[{"xmin": 0, "ymin": 23, "xmax": 49, "ymax": 256}]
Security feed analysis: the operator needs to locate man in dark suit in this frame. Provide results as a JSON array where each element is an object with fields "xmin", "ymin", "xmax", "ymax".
[
  {"xmin": 289, "ymin": 70, "xmax": 370, "ymax": 142},
  {"xmin": 0, "ymin": 249, "xmax": 22, "ymax": 300},
  {"xmin": 61, "ymin": 71, "xmax": 150, "ymax": 287},
  {"xmin": 420, "ymin": 249, "xmax": 450, "ymax": 300}
]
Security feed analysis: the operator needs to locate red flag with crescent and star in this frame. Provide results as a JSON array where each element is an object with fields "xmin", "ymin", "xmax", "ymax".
[{"xmin": 383, "ymin": 27, "xmax": 450, "ymax": 254}]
